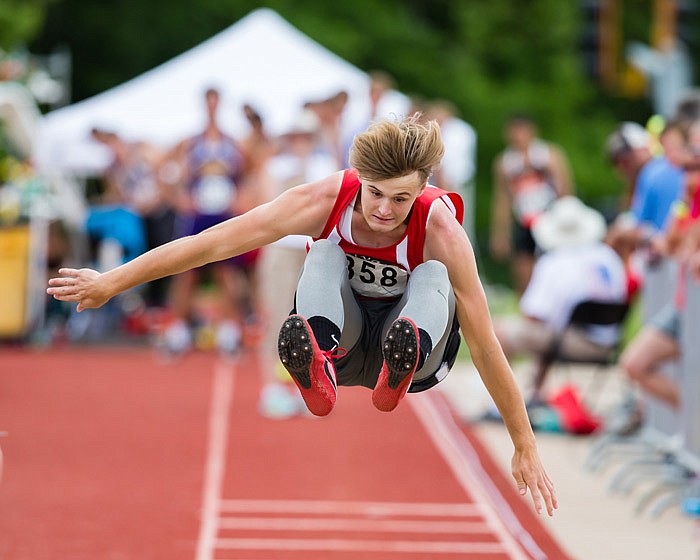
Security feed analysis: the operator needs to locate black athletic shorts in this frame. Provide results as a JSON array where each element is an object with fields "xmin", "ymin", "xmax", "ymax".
[
  {"xmin": 329, "ymin": 296, "xmax": 461, "ymax": 392},
  {"xmin": 512, "ymin": 221, "xmax": 537, "ymax": 255}
]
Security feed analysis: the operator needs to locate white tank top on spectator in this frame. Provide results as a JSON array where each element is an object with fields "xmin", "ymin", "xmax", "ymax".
[{"xmin": 502, "ymin": 140, "xmax": 558, "ymax": 226}]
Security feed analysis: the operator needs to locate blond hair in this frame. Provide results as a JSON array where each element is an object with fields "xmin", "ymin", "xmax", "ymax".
[{"xmin": 349, "ymin": 116, "xmax": 444, "ymax": 183}]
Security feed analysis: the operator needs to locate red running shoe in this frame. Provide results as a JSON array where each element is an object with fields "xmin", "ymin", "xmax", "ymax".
[
  {"xmin": 372, "ymin": 317, "xmax": 419, "ymax": 412},
  {"xmin": 278, "ymin": 315, "xmax": 343, "ymax": 417}
]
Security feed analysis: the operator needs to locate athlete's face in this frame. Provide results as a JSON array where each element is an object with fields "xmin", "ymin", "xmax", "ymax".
[
  {"xmin": 506, "ymin": 121, "xmax": 536, "ymax": 151},
  {"xmin": 359, "ymin": 172, "xmax": 426, "ymax": 233}
]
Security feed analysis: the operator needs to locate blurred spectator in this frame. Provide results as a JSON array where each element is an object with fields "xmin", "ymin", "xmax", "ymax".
[
  {"xmin": 495, "ymin": 196, "xmax": 628, "ymax": 406},
  {"xmin": 84, "ymin": 130, "xmax": 147, "ymax": 268},
  {"xmin": 426, "ymin": 99, "xmax": 477, "ymax": 193},
  {"xmin": 305, "ymin": 90, "xmax": 349, "ymax": 168},
  {"xmin": 673, "ymin": 89, "xmax": 700, "ymax": 123},
  {"xmin": 235, "ymin": 102, "xmax": 284, "ymax": 348},
  {"xmin": 626, "ymin": 38, "xmax": 692, "ymax": 119},
  {"xmin": 256, "ymin": 109, "xmax": 338, "ymax": 418},
  {"xmin": 618, "ymin": 118, "xmax": 700, "ymax": 422},
  {"xmin": 160, "ymin": 87, "xmax": 255, "ymax": 357},
  {"xmin": 91, "ymin": 128, "xmax": 176, "ymax": 306},
  {"xmin": 365, "ymin": 70, "xmax": 410, "ymax": 123},
  {"xmin": 490, "ymin": 113, "xmax": 574, "ymax": 295},
  {"xmin": 688, "ymin": 244, "xmax": 700, "ymax": 283},
  {"xmin": 658, "ymin": 118, "xmax": 691, "ymax": 171},
  {"xmin": 75, "ymin": 138, "xmax": 148, "ymax": 341},
  {"xmin": 341, "ymin": 70, "xmax": 412, "ymax": 166},
  {"xmin": 605, "ymin": 121, "xmax": 685, "ymax": 265},
  {"xmin": 409, "ymin": 96, "xmax": 429, "ymax": 120},
  {"xmin": 237, "ymin": 104, "xmax": 275, "ymax": 192},
  {"xmin": 266, "ymin": 110, "xmax": 338, "ymax": 188}
]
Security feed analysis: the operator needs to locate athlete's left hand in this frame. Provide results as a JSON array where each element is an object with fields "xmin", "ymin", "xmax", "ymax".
[{"xmin": 511, "ymin": 446, "xmax": 557, "ymax": 516}]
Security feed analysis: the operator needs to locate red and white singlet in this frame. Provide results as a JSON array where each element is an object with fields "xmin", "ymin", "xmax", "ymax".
[{"xmin": 311, "ymin": 169, "xmax": 464, "ymax": 299}]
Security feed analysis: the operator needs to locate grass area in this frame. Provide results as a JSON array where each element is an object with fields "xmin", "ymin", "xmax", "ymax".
[
  {"xmin": 455, "ymin": 281, "xmax": 519, "ymax": 363},
  {"xmin": 621, "ymin": 297, "xmax": 642, "ymax": 347}
]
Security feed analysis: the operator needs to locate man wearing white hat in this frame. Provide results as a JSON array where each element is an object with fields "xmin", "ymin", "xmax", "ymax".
[{"xmin": 495, "ymin": 196, "xmax": 628, "ymax": 404}]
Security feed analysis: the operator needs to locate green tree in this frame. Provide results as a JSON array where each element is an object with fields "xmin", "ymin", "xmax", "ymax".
[{"xmin": 0, "ymin": 0, "xmax": 56, "ymax": 50}]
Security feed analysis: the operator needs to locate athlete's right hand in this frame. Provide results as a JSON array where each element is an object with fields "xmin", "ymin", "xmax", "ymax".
[{"xmin": 47, "ymin": 268, "xmax": 109, "ymax": 312}]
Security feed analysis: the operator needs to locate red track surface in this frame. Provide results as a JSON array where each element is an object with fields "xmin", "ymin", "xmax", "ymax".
[{"xmin": 0, "ymin": 347, "xmax": 571, "ymax": 559}]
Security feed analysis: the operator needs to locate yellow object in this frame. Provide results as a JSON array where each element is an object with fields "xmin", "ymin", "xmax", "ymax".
[
  {"xmin": 195, "ymin": 324, "xmax": 217, "ymax": 351},
  {"xmin": 671, "ymin": 200, "xmax": 689, "ymax": 219},
  {"xmin": 0, "ymin": 225, "xmax": 30, "ymax": 336},
  {"xmin": 646, "ymin": 114, "xmax": 666, "ymax": 157},
  {"xmin": 619, "ymin": 63, "xmax": 647, "ymax": 98},
  {"xmin": 647, "ymin": 114, "xmax": 665, "ymax": 137}
]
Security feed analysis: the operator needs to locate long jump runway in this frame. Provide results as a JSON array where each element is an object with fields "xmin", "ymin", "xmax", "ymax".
[{"xmin": 0, "ymin": 347, "xmax": 570, "ymax": 559}]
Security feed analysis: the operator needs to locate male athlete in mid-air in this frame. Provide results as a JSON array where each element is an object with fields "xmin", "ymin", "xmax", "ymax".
[{"xmin": 48, "ymin": 116, "xmax": 557, "ymax": 516}]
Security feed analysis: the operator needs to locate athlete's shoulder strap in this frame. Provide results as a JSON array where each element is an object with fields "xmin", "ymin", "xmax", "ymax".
[
  {"xmin": 315, "ymin": 169, "xmax": 361, "ymax": 241},
  {"xmin": 405, "ymin": 186, "xmax": 465, "ymax": 270},
  {"xmin": 418, "ymin": 185, "xmax": 465, "ymax": 225}
]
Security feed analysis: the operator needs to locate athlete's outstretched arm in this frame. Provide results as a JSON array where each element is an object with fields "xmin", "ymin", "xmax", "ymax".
[
  {"xmin": 424, "ymin": 202, "xmax": 557, "ymax": 516},
  {"xmin": 47, "ymin": 172, "xmax": 343, "ymax": 311}
]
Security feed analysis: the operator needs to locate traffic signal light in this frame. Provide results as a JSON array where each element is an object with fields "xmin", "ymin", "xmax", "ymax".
[
  {"xmin": 580, "ymin": 0, "xmax": 601, "ymax": 78},
  {"xmin": 677, "ymin": 0, "xmax": 696, "ymax": 48},
  {"xmin": 579, "ymin": 0, "xmax": 619, "ymax": 87},
  {"xmin": 652, "ymin": 0, "xmax": 696, "ymax": 49}
]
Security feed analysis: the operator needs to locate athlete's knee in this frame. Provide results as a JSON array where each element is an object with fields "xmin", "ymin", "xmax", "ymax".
[
  {"xmin": 410, "ymin": 260, "xmax": 449, "ymax": 284},
  {"xmin": 307, "ymin": 239, "xmax": 345, "ymax": 265}
]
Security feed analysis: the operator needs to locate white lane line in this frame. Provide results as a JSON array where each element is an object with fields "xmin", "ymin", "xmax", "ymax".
[
  {"xmin": 423, "ymin": 392, "xmax": 550, "ymax": 560},
  {"xmin": 218, "ymin": 499, "xmax": 483, "ymax": 517},
  {"xmin": 410, "ymin": 393, "xmax": 536, "ymax": 560},
  {"xmin": 217, "ymin": 516, "xmax": 492, "ymax": 534},
  {"xmin": 195, "ymin": 360, "xmax": 235, "ymax": 560},
  {"xmin": 215, "ymin": 537, "xmax": 507, "ymax": 554}
]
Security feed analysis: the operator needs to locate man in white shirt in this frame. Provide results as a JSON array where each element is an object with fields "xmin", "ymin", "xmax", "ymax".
[{"xmin": 496, "ymin": 197, "xmax": 628, "ymax": 404}]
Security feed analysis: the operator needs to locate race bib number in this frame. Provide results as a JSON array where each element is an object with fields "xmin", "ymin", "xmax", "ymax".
[
  {"xmin": 193, "ymin": 175, "xmax": 236, "ymax": 214},
  {"xmin": 345, "ymin": 254, "xmax": 408, "ymax": 298}
]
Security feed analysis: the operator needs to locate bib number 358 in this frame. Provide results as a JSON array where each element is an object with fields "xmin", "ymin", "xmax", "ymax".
[{"xmin": 345, "ymin": 254, "xmax": 407, "ymax": 297}]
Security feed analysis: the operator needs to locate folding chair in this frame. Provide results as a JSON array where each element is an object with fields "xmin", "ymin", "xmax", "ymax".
[{"xmin": 529, "ymin": 299, "xmax": 630, "ymax": 408}]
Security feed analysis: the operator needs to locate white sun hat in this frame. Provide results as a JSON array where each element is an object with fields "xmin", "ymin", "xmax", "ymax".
[
  {"xmin": 531, "ymin": 196, "xmax": 607, "ymax": 252},
  {"xmin": 605, "ymin": 121, "xmax": 651, "ymax": 162}
]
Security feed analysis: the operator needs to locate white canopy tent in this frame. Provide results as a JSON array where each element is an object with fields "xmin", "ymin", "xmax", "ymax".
[{"xmin": 34, "ymin": 8, "xmax": 409, "ymax": 175}]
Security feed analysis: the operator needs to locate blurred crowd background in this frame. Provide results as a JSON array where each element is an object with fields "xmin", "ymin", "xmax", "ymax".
[
  {"xmin": 1, "ymin": 0, "xmax": 697, "ymax": 337},
  {"xmin": 0, "ymin": 2, "xmax": 697, "ymax": 364},
  {"xmin": 2, "ymin": 0, "xmax": 700, "ymax": 405}
]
